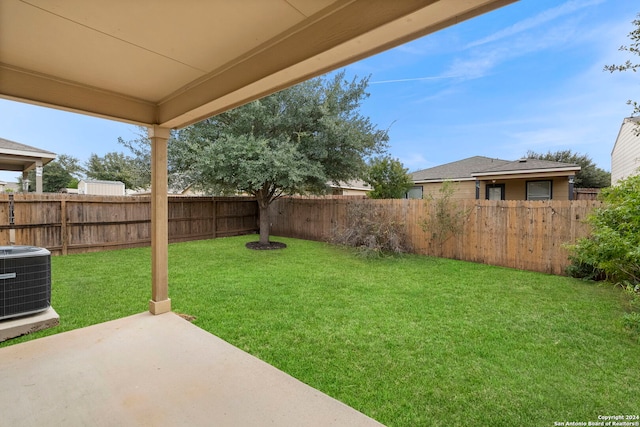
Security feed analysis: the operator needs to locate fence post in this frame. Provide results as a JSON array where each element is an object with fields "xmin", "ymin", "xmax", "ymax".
[
  {"xmin": 211, "ymin": 198, "xmax": 217, "ymax": 238},
  {"xmin": 61, "ymin": 199, "xmax": 68, "ymax": 255}
]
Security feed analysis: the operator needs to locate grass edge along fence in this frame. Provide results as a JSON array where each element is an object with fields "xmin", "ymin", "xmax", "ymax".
[
  {"xmin": 0, "ymin": 194, "xmax": 258, "ymax": 255},
  {"xmin": 269, "ymin": 197, "xmax": 601, "ymax": 275}
]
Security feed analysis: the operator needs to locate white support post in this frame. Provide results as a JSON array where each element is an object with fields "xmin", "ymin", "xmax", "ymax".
[
  {"xmin": 148, "ymin": 125, "xmax": 171, "ymax": 315},
  {"xmin": 35, "ymin": 159, "xmax": 43, "ymax": 193}
]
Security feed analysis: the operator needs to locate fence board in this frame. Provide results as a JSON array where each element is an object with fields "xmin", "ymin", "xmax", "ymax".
[
  {"xmin": 0, "ymin": 194, "xmax": 258, "ymax": 255},
  {"xmin": 0, "ymin": 193, "xmax": 601, "ymax": 275},
  {"xmin": 270, "ymin": 197, "xmax": 601, "ymax": 275}
]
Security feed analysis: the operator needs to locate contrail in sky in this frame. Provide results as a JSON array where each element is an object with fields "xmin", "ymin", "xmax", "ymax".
[{"xmin": 371, "ymin": 75, "xmax": 459, "ymax": 84}]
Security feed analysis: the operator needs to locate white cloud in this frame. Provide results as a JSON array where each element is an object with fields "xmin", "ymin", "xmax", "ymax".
[
  {"xmin": 445, "ymin": 16, "xmax": 585, "ymax": 81},
  {"xmin": 466, "ymin": 0, "xmax": 607, "ymax": 49}
]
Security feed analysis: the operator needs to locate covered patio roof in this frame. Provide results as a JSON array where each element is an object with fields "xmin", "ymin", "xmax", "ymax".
[
  {"xmin": 1, "ymin": 0, "xmax": 516, "ymax": 129},
  {"xmin": 0, "ymin": 137, "xmax": 56, "ymax": 193},
  {"xmin": 0, "ymin": 137, "xmax": 55, "ymax": 172}
]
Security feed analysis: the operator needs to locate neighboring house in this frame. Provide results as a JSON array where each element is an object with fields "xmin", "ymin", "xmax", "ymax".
[
  {"xmin": 330, "ymin": 179, "xmax": 371, "ymax": 196},
  {"xmin": 0, "ymin": 137, "xmax": 56, "ymax": 193},
  {"xmin": 409, "ymin": 156, "xmax": 581, "ymax": 201},
  {"xmin": 3, "ymin": 182, "xmax": 20, "ymax": 193},
  {"xmin": 78, "ymin": 179, "xmax": 125, "ymax": 196},
  {"xmin": 611, "ymin": 117, "xmax": 640, "ymax": 184}
]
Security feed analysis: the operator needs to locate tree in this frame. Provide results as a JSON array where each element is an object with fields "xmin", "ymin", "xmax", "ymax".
[
  {"xmin": 172, "ymin": 71, "xmax": 388, "ymax": 245},
  {"xmin": 19, "ymin": 154, "xmax": 83, "ymax": 192},
  {"xmin": 525, "ymin": 150, "xmax": 610, "ymax": 188},
  {"xmin": 117, "ymin": 127, "xmax": 186, "ymax": 191},
  {"xmin": 85, "ymin": 152, "xmax": 147, "ymax": 189},
  {"xmin": 604, "ymin": 13, "xmax": 640, "ymax": 119},
  {"xmin": 365, "ymin": 156, "xmax": 413, "ymax": 199}
]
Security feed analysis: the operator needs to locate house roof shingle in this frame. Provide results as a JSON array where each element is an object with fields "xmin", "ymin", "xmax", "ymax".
[
  {"xmin": 411, "ymin": 156, "xmax": 509, "ymax": 181},
  {"xmin": 474, "ymin": 158, "xmax": 580, "ymax": 174},
  {"xmin": 0, "ymin": 137, "xmax": 56, "ymax": 156},
  {"xmin": 411, "ymin": 156, "xmax": 580, "ymax": 182}
]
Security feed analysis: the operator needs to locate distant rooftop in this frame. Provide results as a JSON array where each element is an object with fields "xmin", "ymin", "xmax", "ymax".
[
  {"xmin": 0, "ymin": 137, "xmax": 56, "ymax": 156},
  {"xmin": 412, "ymin": 156, "xmax": 580, "ymax": 182}
]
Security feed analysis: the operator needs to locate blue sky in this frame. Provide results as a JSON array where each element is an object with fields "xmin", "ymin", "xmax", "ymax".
[{"xmin": 0, "ymin": 0, "xmax": 637, "ymax": 182}]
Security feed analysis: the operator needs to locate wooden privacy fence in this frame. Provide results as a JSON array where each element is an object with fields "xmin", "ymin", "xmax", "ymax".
[
  {"xmin": 269, "ymin": 197, "xmax": 601, "ymax": 275},
  {"xmin": 0, "ymin": 194, "xmax": 258, "ymax": 255}
]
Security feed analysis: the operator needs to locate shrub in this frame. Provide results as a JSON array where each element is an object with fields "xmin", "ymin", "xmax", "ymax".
[
  {"xmin": 568, "ymin": 174, "xmax": 640, "ymax": 284},
  {"xmin": 332, "ymin": 201, "xmax": 410, "ymax": 256},
  {"xmin": 567, "ymin": 174, "xmax": 640, "ymax": 336},
  {"xmin": 419, "ymin": 181, "xmax": 470, "ymax": 257}
]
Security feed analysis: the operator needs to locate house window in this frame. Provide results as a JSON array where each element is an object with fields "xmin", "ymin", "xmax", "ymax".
[
  {"xmin": 526, "ymin": 180, "xmax": 552, "ymax": 200},
  {"xmin": 485, "ymin": 183, "xmax": 505, "ymax": 200},
  {"xmin": 406, "ymin": 186, "xmax": 423, "ymax": 199}
]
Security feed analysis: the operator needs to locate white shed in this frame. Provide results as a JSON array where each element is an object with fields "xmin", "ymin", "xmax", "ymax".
[
  {"xmin": 611, "ymin": 117, "xmax": 640, "ymax": 184},
  {"xmin": 78, "ymin": 180, "xmax": 125, "ymax": 196}
]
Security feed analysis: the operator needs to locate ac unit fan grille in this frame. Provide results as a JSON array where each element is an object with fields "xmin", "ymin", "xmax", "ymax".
[{"xmin": 0, "ymin": 252, "xmax": 51, "ymax": 320}]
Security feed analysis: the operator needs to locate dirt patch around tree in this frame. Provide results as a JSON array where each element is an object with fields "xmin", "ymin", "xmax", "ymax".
[{"xmin": 245, "ymin": 241, "xmax": 287, "ymax": 250}]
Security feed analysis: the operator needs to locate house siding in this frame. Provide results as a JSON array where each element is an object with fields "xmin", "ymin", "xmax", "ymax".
[
  {"xmin": 611, "ymin": 118, "xmax": 640, "ymax": 184},
  {"xmin": 419, "ymin": 178, "xmax": 571, "ymax": 200},
  {"xmin": 502, "ymin": 177, "xmax": 570, "ymax": 200},
  {"xmin": 419, "ymin": 181, "xmax": 476, "ymax": 200},
  {"xmin": 333, "ymin": 188, "xmax": 369, "ymax": 196}
]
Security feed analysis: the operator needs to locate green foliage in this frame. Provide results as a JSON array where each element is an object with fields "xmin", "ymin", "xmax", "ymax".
[
  {"xmin": 85, "ymin": 152, "xmax": 147, "ymax": 189},
  {"xmin": 174, "ymin": 71, "xmax": 387, "ymax": 195},
  {"xmin": 332, "ymin": 202, "xmax": 410, "ymax": 256},
  {"xmin": 420, "ymin": 181, "xmax": 470, "ymax": 256},
  {"xmin": 365, "ymin": 156, "xmax": 413, "ymax": 199},
  {"xmin": 19, "ymin": 154, "xmax": 83, "ymax": 192},
  {"xmin": 568, "ymin": 174, "xmax": 640, "ymax": 336},
  {"xmin": 604, "ymin": 13, "xmax": 640, "ymax": 120},
  {"xmin": 525, "ymin": 149, "xmax": 610, "ymax": 188},
  {"xmin": 193, "ymin": 134, "xmax": 324, "ymax": 198},
  {"xmin": 67, "ymin": 178, "xmax": 79, "ymax": 189},
  {"xmin": 569, "ymin": 174, "xmax": 640, "ymax": 284},
  {"xmin": 622, "ymin": 283, "xmax": 640, "ymax": 337},
  {"xmin": 117, "ymin": 126, "xmax": 186, "ymax": 190}
]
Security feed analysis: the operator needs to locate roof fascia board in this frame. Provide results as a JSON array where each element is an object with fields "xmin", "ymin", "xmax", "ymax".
[
  {"xmin": 0, "ymin": 64, "xmax": 157, "ymax": 126},
  {"xmin": 0, "ymin": 149, "xmax": 57, "ymax": 160},
  {"xmin": 472, "ymin": 167, "xmax": 580, "ymax": 178},
  {"xmin": 414, "ymin": 178, "xmax": 476, "ymax": 183}
]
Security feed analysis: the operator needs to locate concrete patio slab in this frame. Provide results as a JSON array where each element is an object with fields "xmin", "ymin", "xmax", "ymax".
[
  {"xmin": 0, "ymin": 307, "xmax": 59, "ymax": 342},
  {"xmin": 0, "ymin": 312, "xmax": 383, "ymax": 426}
]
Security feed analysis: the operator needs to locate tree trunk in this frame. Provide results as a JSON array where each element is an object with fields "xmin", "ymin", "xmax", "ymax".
[{"xmin": 258, "ymin": 202, "xmax": 270, "ymax": 245}]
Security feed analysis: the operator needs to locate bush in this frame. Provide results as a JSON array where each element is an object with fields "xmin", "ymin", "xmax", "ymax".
[
  {"xmin": 419, "ymin": 181, "xmax": 470, "ymax": 257},
  {"xmin": 332, "ymin": 201, "xmax": 410, "ymax": 256},
  {"xmin": 568, "ymin": 174, "xmax": 640, "ymax": 284},
  {"xmin": 567, "ymin": 174, "xmax": 640, "ymax": 337}
]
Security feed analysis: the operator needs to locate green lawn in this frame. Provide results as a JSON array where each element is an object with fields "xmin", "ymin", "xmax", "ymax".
[{"xmin": 2, "ymin": 235, "xmax": 638, "ymax": 426}]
